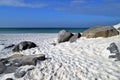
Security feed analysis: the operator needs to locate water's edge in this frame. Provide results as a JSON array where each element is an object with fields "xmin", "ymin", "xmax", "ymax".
[{"xmin": 0, "ymin": 28, "xmax": 88, "ymax": 34}]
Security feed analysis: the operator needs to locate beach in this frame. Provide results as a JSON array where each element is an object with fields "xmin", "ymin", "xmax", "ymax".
[
  {"xmin": 0, "ymin": 0, "xmax": 120, "ymax": 79},
  {"xmin": 0, "ymin": 32, "xmax": 120, "ymax": 80}
]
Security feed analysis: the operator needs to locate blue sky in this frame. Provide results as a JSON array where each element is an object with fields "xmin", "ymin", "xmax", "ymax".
[{"xmin": 0, "ymin": 0, "xmax": 120, "ymax": 28}]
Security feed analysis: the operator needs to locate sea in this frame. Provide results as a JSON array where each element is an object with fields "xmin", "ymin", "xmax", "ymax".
[{"xmin": 0, "ymin": 28, "xmax": 88, "ymax": 34}]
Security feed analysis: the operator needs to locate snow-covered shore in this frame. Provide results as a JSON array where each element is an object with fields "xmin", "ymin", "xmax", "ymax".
[{"xmin": 0, "ymin": 33, "xmax": 120, "ymax": 80}]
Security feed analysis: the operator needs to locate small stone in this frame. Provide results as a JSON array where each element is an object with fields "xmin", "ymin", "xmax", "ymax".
[
  {"xmin": 95, "ymin": 78, "xmax": 97, "ymax": 80},
  {"xmin": 51, "ymin": 43, "xmax": 56, "ymax": 46},
  {"xmin": 6, "ymin": 78, "xmax": 13, "ymax": 80}
]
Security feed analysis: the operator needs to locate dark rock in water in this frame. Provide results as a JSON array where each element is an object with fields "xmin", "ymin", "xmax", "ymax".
[
  {"xmin": 4, "ymin": 44, "xmax": 15, "ymax": 49},
  {"xmin": 14, "ymin": 69, "xmax": 26, "ymax": 78},
  {"xmin": 6, "ymin": 78, "xmax": 13, "ymax": 80},
  {"xmin": 12, "ymin": 41, "xmax": 37, "ymax": 52},
  {"xmin": 0, "ymin": 62, "xmax": 6, "ymax": 74},
  {"xmin": 58, "ymin": 30, "xmax": 73, "ymax": 43},
  {"xmin": 107, "ymin": 43, "xmax": 119, "ymax": 53},
  {"xmin": 82, "ymin": 26, "xmax": 119, "ymax": 38},
  {"xmin": 69, "ymin": 33, "xmax": 81, "ymax": 42}
]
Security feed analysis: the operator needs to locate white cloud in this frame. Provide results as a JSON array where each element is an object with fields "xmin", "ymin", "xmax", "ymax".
[
  {"xmin": 54, "ymin": 0, "xmax": 120, "ymax": 16},
  {"xmin": 71, "ymin": 0, "xmax": 85, "ymax": 5},
  {"xmin": 0, "ymin": 0, "xmax": 47, "ymax": 8},
  {"xmin": 71, "ymin": 0, "xmax": 85, "ymax": 3}
]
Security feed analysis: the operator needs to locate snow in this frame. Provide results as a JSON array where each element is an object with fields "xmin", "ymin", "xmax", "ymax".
[
  {"xmin": 114, "ymin": 23, "xmax": 120, "ymax": 29},
  {"xmin": 0, "ymin": 45, "xmax": 4, "ymax": 51},
  {"xmin": 0, "ymin": 33, "xmax": 120, "ymax": 80}
]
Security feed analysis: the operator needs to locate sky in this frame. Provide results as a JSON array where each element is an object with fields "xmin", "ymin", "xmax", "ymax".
[{"xmin": 0, "ymin": 0, "xmax": 120, "ymax": 28}]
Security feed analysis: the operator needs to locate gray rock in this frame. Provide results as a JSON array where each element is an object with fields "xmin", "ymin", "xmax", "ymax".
[
  {"xmin": 14, "ymin": 69, "xmax": 26, "ymax": 78},
  {"xmin": 107, "ymin": 43, "xmax": 120, "ymax": 61},
  {"xmin": 4, "ymin": 54, "xmax": 45, "ymax": 66},
  {"xmin": 0, "ymin": 54, "xmax": 45, "ymax": 74},
  {"xmin": 69, "ymin": 33, "xmax": 81, "ymax": 42},
  {"xmin": 82, "ymin": 26, "xmax": 119, "ymax": 38},
  {"xmin": 107, "ymin": 43, "xmax": 119, "ymax": 53},
  {"xmin": 0, "ymin": 62, "xmax": 6, "ymax": 74},
  {"xmin": 12, "ymin": 41, "xmax": 37, "ymax": 52},
  {"xmin": 58, "ymin": 30, "xmax": 73, "ymax": 43}
]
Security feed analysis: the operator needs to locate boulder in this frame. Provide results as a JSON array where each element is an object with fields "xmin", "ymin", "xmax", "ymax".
[
  {"xmin": 7, "ymin": 54, "xmax": 45, "ymax": 66},
  {"xmin": 82, "ymin": 26, "xmax": 119, "ymax": 38},
  {"xmin": 69, "ymin": 33, "xmax": 81, "ymax": 42},
  {"xmin": 58, "ymin": 30, "xmax": 73, "ymax": 43},
  {"xmin": 0, "ymin": 54, "xmax": 45, "ymax": 74},
  {"xmin": 12, "ymin": 41, "xmax": 37, "ymax": 52}
]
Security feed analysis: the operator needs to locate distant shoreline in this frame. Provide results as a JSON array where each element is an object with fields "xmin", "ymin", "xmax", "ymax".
[{"xmin": 0, "ymin": 28, "xmax": 88, "ymax": 34}]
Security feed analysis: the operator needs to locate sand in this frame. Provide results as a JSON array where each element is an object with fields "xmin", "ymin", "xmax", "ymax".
[{"xmin": 0, "ymin": 33, "xmax": 120, "ymax": 80}]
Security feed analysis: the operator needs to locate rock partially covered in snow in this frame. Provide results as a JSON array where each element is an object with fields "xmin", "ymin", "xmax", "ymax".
[
  {"xmin": 82, "ymin": 26, "xmax": 119, "ymax": 38},
  {"xmin": 12, "ymin": 41, "xmax": 37, "ymax": 52},
  {"xmin": 107, "ymin": 43, "xmax": 120, "ymax": 61},
  {"xmin": 7, "ymin": 54, "xmax": 45, "ymax": 66},
  {"xmin": 69, "ymin": 33, "xmax": 81, "ymax": 42},
  {"xmin": 107, "ymin": 43, "xmax": 119, "ymax": 53},
  {"xmin": 0, "ymin": 54, "xmax": 45, "ymax": 74},
  {"xmin": 58, "ymin": 30, "xmax": 73, "ymax": 43}
]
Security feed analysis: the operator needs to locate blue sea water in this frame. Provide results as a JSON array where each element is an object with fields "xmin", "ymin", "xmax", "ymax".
[{"xmin": 0, "ymin": 28, "xmax": 88, "ymax": 34}]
